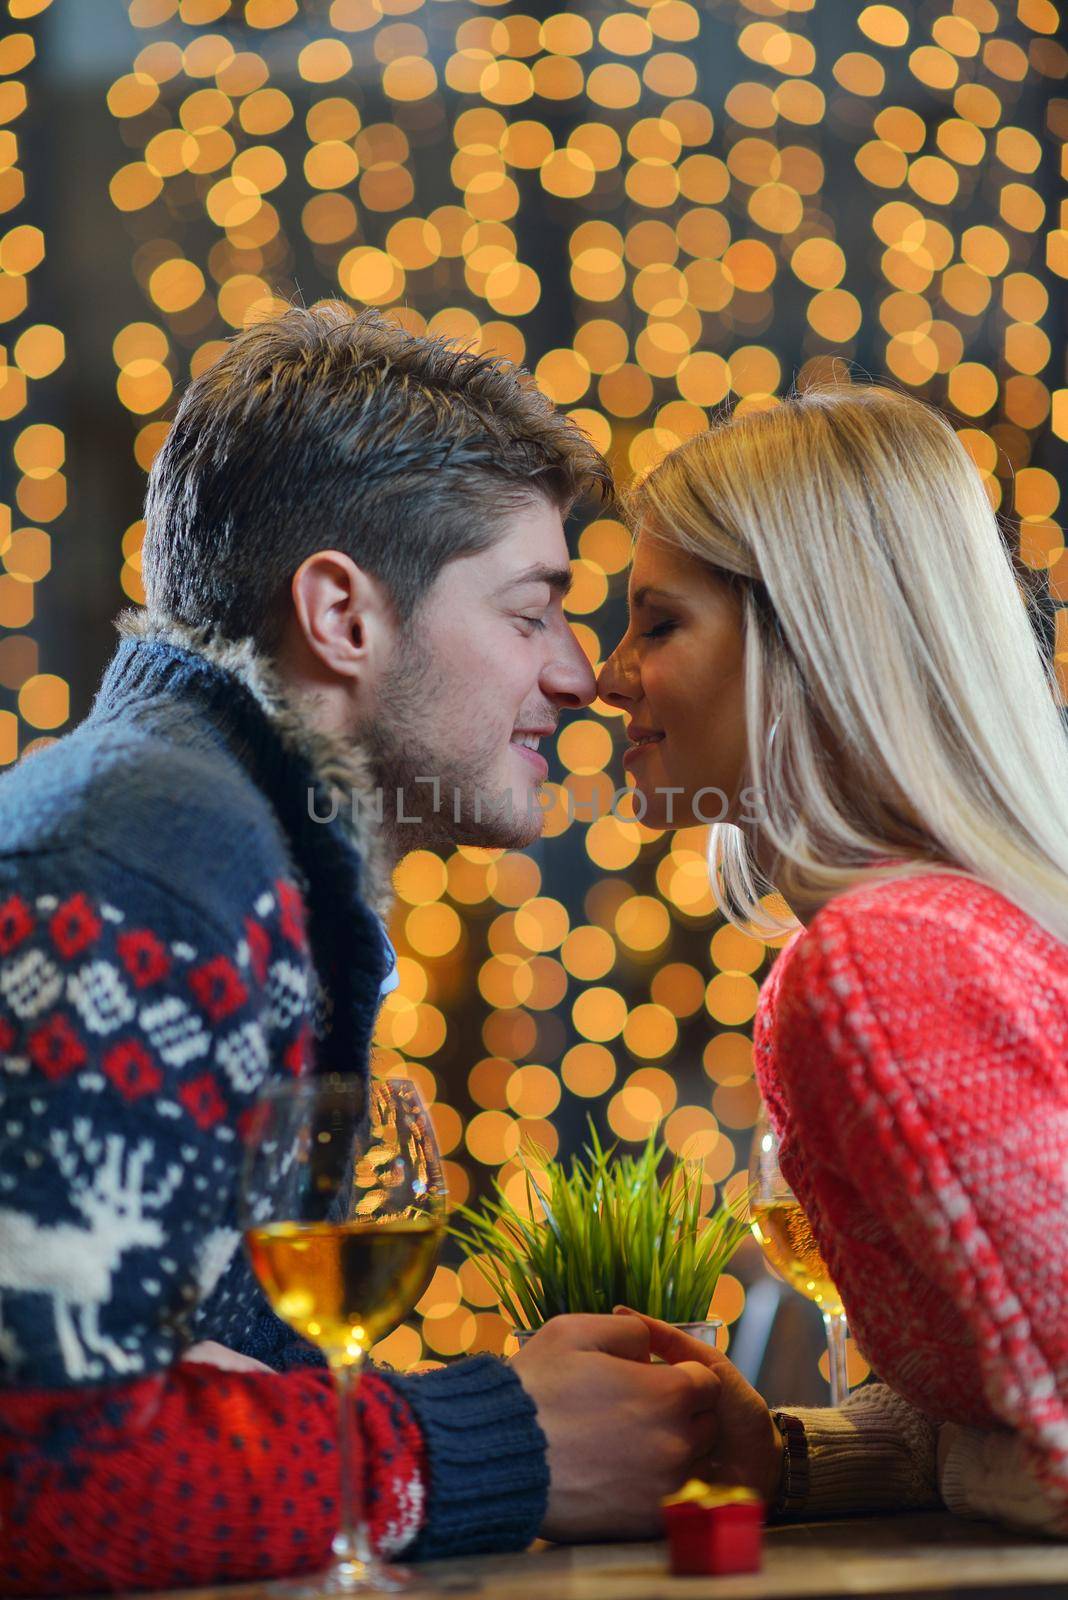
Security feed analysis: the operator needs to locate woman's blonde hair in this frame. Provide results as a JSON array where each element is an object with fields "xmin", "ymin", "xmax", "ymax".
[{"xmin": 633, "ymin": 384, "xmax": 1068, "ymax": 942}]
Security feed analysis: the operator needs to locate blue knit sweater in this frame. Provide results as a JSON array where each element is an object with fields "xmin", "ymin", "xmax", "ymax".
[{"xmin": 0, "ymin": 620, "xmax": 548, "ymax": 1560}]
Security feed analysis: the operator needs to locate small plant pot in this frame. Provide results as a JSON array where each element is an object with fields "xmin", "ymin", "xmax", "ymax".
[{"xmin": 512, "ymin": 1317, "xmax": 722, "ymax": 1351}]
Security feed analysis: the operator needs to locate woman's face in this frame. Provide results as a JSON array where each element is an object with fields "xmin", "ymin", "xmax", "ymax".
[{"xmin": 597, "ymin": 530, "xmax": 748, "ymax": 831}]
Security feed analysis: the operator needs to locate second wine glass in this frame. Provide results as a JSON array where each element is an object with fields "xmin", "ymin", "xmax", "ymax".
[{"xmin": 748, "ymin": 1105, "xmax": 850, "ymax": 1407}]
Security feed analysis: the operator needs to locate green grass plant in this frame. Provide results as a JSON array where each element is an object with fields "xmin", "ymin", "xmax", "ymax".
[{"xmin": 450, "ymin": 1121, "xmax": 750, "ymax": 1329}]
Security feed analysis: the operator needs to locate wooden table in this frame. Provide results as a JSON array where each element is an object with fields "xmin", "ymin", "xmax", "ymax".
[{"xmin": 133, "ymin": 1514, "xmax": 1067, "ymax": 1599}]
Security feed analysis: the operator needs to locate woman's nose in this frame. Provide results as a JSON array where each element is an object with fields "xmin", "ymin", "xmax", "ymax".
[{"xmin": 596, "ymin": 644, "xmax": 635, "ymax": 710}]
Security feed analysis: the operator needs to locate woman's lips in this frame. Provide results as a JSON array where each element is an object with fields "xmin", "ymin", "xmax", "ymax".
[{"xmin": 622, "ymin": 734, "xmax": 665, "ymax": 771}]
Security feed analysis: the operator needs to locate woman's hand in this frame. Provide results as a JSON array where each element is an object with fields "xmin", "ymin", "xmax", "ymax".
[{"xmin": 614, "ymin": 1307, "xmax": 784, "ymax": 1505}]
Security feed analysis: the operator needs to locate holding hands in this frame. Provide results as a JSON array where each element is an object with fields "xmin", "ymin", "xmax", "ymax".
[{"xmin": 510, "ymin": 1308, "xmax": 782, "ymax": 1543}]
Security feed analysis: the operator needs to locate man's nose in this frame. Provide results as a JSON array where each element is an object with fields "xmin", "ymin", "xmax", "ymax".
[{"xmin": 544, "ymin": 629, "xmax": 598, "ymax": 709}]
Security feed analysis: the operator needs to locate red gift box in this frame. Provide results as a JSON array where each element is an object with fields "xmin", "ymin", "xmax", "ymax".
[{"xmin": 662, "ymin": 1480, "xmax": 765, "ymax": 1577}]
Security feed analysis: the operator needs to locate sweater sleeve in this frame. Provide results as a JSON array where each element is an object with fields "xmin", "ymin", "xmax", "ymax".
[
  {"xmin": 784, "ymin": 1384, "xmax": 939, "ymax": 1517},
  {"xmin": 0, "ymin": 875, "xmax": 434, "ymax": 1591},
  {"xmin": 938, "ymin": 1421, "xmax": 1068, "ymax": 1536},
  {"xmin": 0, "ymin": 1364, "xmax": 426, "ymax": 1594},
  {"xmin": 764, "ymin": 903, "xmax": 1068, "ymax": 1533},
  {"xmin": 785, "ymin": 1388, "xmax": 1068, "ymax": 1535},
  {"xmin": 380, "ymin": 1355, "xmax": 550, "ymax": 1560}
]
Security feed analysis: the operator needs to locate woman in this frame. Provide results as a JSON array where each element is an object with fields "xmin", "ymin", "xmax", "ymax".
[{"xmin": 597, "ymin": 384, "xmax": 1068, "ymax": 1534}]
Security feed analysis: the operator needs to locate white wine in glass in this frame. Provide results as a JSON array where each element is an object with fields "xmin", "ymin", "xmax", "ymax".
[
  {"xmin": 242, "ymin": 1075, "xmax": 446, "ymax": 1594},
  {"xmin": 246, "ymin": 1218, "xmax": 442, "ymax": 1363},
  {"xmin": 749, "ymin": 1106, "xmax": 850, "ymax": 1405}
]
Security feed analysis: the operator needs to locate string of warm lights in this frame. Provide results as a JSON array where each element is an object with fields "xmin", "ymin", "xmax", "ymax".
[
  {"xmin": 88, "ymin": 0, "xmax": 1068, "ymax": 1376},
  {"xmin": 0, "ymin": 0, "xmax": 68, "ymax": 767}
]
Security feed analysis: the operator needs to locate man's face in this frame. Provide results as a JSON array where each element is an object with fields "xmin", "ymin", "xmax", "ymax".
[{"xmin": 364, "ymin": 497, "xmax": 596, "ymax": 850}]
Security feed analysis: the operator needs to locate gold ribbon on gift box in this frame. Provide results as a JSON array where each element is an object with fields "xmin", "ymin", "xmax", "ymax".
[{"xmin": 662, "ymin": 1480, "xmax": 762, "ymax": 1510}]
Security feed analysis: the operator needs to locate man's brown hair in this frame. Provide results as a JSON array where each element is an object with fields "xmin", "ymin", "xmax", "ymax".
[{"xmin": 143, "ymin": 302, "xmax": 611, "ymax": 650}]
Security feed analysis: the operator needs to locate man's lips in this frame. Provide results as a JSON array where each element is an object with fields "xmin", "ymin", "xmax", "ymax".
[{"xmin": 510, "ymin": 728, "xmax": 552, "ymax": 778}]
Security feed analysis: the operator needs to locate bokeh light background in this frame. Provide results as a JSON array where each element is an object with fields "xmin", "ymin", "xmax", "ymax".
[{"xmin": 2, "ymin": 0, "xmax": 1065, "ymax": 1388}]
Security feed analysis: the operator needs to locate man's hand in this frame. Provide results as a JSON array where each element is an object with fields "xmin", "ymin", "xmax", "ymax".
[
  {"xmin": 181, "ymin": 1341, "xmax": 272, "ymax": 1373},
  {"xmin": 510, "ymin": 1312, "xmax": 720, "ymax": 1541},
  {"xmin": 614, "ymin": 1309, "xmax": 784, "ymax": 1505}
]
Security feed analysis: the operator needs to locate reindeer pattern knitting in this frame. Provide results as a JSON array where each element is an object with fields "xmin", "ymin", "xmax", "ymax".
[
  {"xmin": 0, "ymin": 1126, "xmax": 184, "ymax": 1379},
  {"xmin": 0, "ymin": 877, "xmax": 320, "ymax": 1387}
]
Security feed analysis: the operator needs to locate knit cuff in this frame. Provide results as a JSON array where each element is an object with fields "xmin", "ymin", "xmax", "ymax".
[
  {"xmin": 938, "ymin": 1422, "xmax": 1068, "ymax": 1535},
  {"xmin": 378, "ymin": 1354, "xmax": 549, "ymax": 1560},
  {"xmin": 782, "ymin": 1384, "xmax": 939, "ymax": 1518}
]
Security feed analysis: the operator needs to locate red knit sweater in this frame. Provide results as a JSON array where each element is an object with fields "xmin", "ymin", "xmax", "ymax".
[
  {"xmin": 753, "ymin": 872, "xmax": 1068, "ymax": 1520},
  {"xmin": 0, "ymin": 1366, "xmax": 426, "ymax": 1593}
]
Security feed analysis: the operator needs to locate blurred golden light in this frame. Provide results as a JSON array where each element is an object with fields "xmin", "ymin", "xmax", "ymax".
[
  {"xmin": 535, "ymin": 347, "xmax": 590, "ymax": 406},
  {"xmin": 478, "ymin": 954, "xmax": 534, "ymax": 1010},
  {"xmin": 714, "ymin": 1078, "xmax": 762, "ymax": 1130},
  {"xmin": 560, "ymin": 1041, "xmax": 615, "ymax": 1098},
  {"xmin": 808, "ymin": 290, "xmax": 862, "ymax": 342},
  {"xmin": 148, "ymin": 257, "xmax": 206, "ymax": 313},
  {"xmin": 557, "ymin": 720, "xmax": 612, "ymax": 775},
  {"xmin": 18, "ymin": 672, "xmax": 68, "ymax": 730},
  {"xmin": 560, "ymin": 924, "xmax": 616, "ymax": 982},
  {"xmin": 948, "ymin": 362, "xmax": 999, "ymax": 417},
  {"xmin": 3, "ymin": 527, "xmax": 50, "ymax": 584},
  {"xmin": 572, "ymin": 985, "xmax": 628, "ymax": 1043},
  {"xmin": 705, "ymin": 972, "xmax": 760, "ymax": 1027},
  {"xmin": 394, "ymin": 850, "xmax": 448, "ymax": 906},
  {"xmin": 486, "ymin": 853, "xmax": 541, "ymax": 907},
  {"xmin": 468, "ymin": 1057, "xmax": 512, "ymax": 1112},
  {"xmin": 12, "ymin": 423, "xmax": 63, "ymax": 477},
  {"xmin": 703, "ymin": 1031, "xmax": 754, "ymax": 1085},
  {"xmin": 561, "ymin": 559, "xmax": 608, "ymax": 616},
  {"xmin": 586, "ymin": 63, "xmax": 642, "ymax": 109},
  {"xmin": 585, "ymin": 815, "xmax": 643, "ymax": 872},
  {"xmin": 338, "ymin": 246, "xmax": 405, "ymax": 306},
  {"xmin": 514, "ymin": 897, "xmax": 570, "ymax": 954},
  {"xmin": 406, "ymin": 903, "xmax": 463, "ymax": 960},
  {"xmin": 730, "ymin": 345, "xmax": 781, "ymax": 397},
  {"xmin": 238, "ymin": 85, "xmax": 293, "ymax": 135},
  {"xmin": 304, "ymin": 141, "xmax": 359, "ymax": 191},
  {"xmin": 833, "ymin": 52, "xmax": 885, "ymax": 96},
  {"xmin": 579, "ymin": 517, "xmax": 632, "ymax": 572},
  {"xmin": 858, "ymin": 5, "xmax": 910, "ymax": 47},
  {"xmin": 607, "ymin": 1084, "xmax": 662, "ymax": 1142},
  {"xmin": 298, "ymin": 39, "xmax": 353, "ymax": 83},
  {"xmin": 614, "ymin": 895, "xmax": 671, "ymax": 954},
  {"xmin": 791, "ymin": 237, "xmax": 846, "ymax": 291},
  {"xmin": 465, "ymin": 1109, "xmax": 520, "ymax": 1165},
  {"xmin": 506, "ymin": 1064, "xmax": 562, "ymax": 1119},
  {"xmin": 664, "ymin": 1103, "xmax": 719, "ymax": 1162},
  {"xmin": 623, "ymin": 1005, "xmax": 678, "ymax": 1061}
]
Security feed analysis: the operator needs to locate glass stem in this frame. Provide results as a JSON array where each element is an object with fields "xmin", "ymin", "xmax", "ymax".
[
  {"xmin": 822, "ymin": 1310, "xmax": 850, "ymax": 1408},
  {"xmin": 332, "ymin": 1357, "xmax": 373, "ymax": 1579}
]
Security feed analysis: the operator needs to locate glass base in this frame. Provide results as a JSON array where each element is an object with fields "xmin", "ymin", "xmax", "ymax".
[
  {"xmin": 319, "ymin": 1555, "xmax": 410, "ymax": 1594},
  {"xmin": 280, "ymin": 1556, "xmax": 410, "ymax": 1596}
]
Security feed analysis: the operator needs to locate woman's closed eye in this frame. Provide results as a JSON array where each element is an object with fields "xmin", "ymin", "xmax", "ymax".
[{"xmin": 640, "ymin": 619, "xmax": 677, "ymax": 640}]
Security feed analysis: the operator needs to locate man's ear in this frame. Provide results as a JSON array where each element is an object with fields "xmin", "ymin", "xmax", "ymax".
[{"xmin": 289, "ymin": 550, "xmax": 394, "ymax": 685}]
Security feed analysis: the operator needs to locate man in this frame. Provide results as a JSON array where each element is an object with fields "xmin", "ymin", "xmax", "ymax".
[{"xmin": 0, "ymin": 305, "xmax": 718, "ymax": 1593}]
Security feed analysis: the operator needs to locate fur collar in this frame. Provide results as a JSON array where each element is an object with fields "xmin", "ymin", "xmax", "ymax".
[{"xmin": 115, "ymin": 608, "xmax": 395, "ymax": 920}]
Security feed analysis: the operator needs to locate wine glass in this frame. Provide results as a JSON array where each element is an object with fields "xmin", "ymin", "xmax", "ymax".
[
  {"xmin": 748, "ymin": 1105, "xmax": 850, "ymax": 1406},
  {"xmin": 242, "ymin": 1075, "xmax": 446, "ymax": 1593}
]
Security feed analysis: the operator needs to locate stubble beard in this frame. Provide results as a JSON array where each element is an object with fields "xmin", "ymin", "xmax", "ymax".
[{"xmin": 362, "ymin": 641, "xmax": 543, "ymax": 855}]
